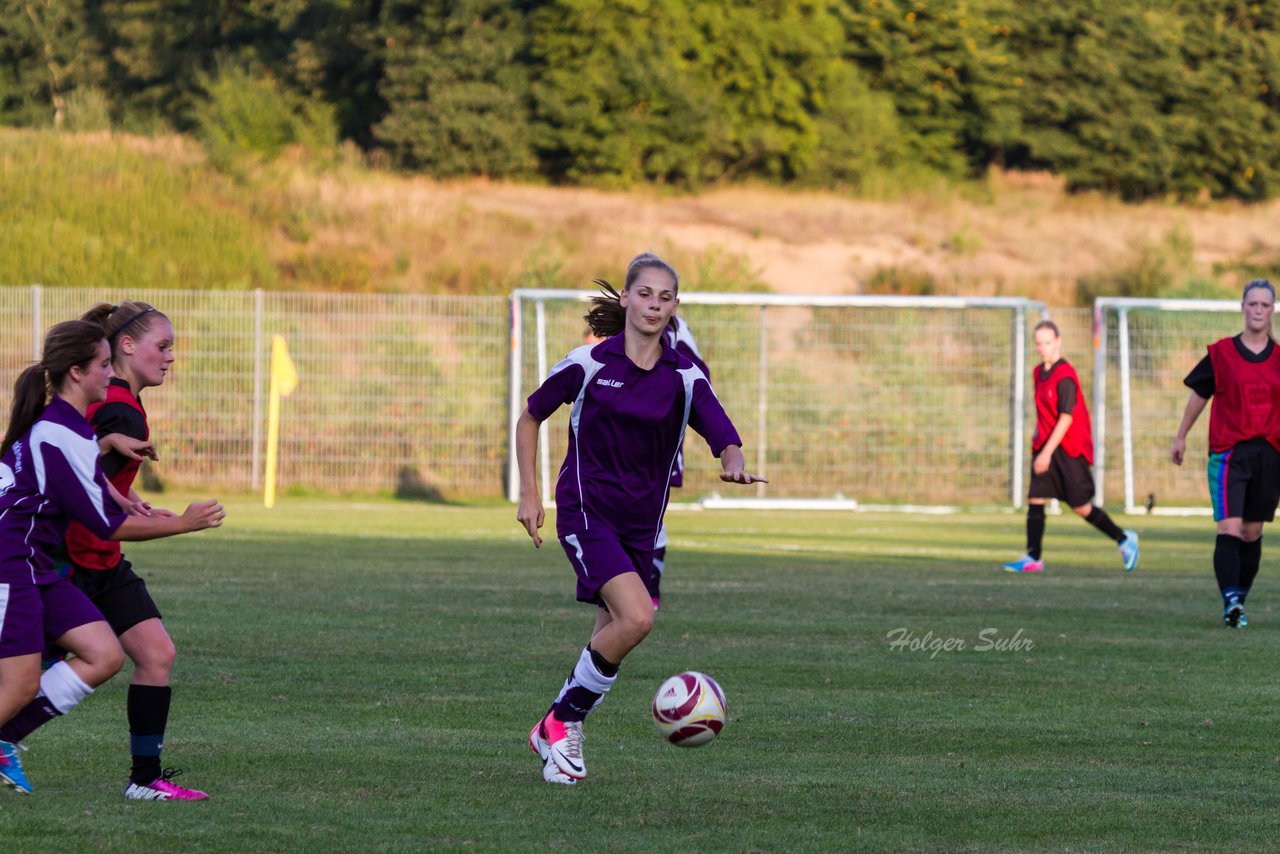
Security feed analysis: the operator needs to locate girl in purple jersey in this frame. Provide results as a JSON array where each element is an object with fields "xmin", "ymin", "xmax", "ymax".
[
  {"xmin": 516, "ymin": 253, "xmax": 765, "ymax": 785},
  {"xmin": 648, "ymin": 314, "xmax": 711, "ymax": 610},
  {"xmin": 0, "ymin": 321, "xmax": 224, "ymax": 796}
]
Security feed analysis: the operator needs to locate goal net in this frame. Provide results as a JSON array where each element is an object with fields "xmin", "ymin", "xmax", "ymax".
[
  {"xmin": 1092, "ymin": 297, "xmax": 1245, "ymax": 515},
  {"xmin": 507, "ymin": 290, "xmax": 1047, "ymax": 510}
]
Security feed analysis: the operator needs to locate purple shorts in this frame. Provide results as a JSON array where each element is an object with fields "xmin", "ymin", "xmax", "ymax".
[
  {"xmin": 559, "ymin": 530, "xmax": 654, "ymax": 606},
  {"xmin": 0, "ymin": 579, "xmax": 106, "ymax": 657}
]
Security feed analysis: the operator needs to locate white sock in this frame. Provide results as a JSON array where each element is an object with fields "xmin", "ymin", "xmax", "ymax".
[{"xmin": 40, "ymin": 661, "xmax": 94, "ymax": 715}]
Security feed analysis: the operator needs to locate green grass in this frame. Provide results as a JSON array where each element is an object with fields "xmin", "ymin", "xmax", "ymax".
[{"xmin": 6, "ymin": 497, "xmax": 1280, "ymax": 851}]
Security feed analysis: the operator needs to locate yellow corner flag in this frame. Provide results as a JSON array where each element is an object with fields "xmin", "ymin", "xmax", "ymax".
[{"xmin": 264, "ymin": 335, "xmax": 299, "ymax": 508}]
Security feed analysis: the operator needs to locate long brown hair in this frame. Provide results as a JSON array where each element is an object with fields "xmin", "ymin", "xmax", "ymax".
[
  {"xmin": 81, "ymin": 300, "xmax": 167, "ymax": 361},
  {"xmin": 2, "ymin": 320, "xmax": 108, "ymax": 458},
  {"xmin": 585, "ymin": 253, "xmax": 680, "ymax": 337}
]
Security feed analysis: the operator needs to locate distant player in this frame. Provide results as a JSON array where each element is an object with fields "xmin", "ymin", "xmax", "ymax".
[
  {"xmin": 0, "ymin": 320, "xmax": 223, "ymax": 796},
  {"xmin": 515, "ymin": 253, "xmax": 764, "ymax": 785},
  {"xmin": 1171, "ymin": 279, "xmax": 1280, "ymax": 627},
  {"xmin": 647, "ymin": 314, "xmax": 711, "ymax": 610},
  {"xmin": 1003, "ymin": 320, "xmax": 1139, "ymax": 573}
]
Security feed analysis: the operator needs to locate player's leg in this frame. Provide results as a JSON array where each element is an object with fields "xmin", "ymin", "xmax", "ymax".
[
  {"xmin": 0, "ymin": 653, "xmax": 41, "ymax": 795},
  {"xmin": 533, "ymin": 536, "xmax": 651, "ymax": 783},
  {"xmin": 1210, "ymin": 448, "xmax": 1250, "ymax": 626},
  {"xmin": 649, "ymin": 522, "xmax": 668, "ymax": 611},
  {"xmin": 1004, "ymin": 455, "xmax": 1054, "ymax": 573},
  {"xmin": 1237, "ymin": 445, "xmax": 1280, "ymax": 615},
  {"xmin": 1, "ymin": 581, "xmax": 121, "ymax": 747}
]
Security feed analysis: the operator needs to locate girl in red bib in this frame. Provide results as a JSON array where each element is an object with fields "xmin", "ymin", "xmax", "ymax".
[
  {"xmin": 1172, "ymin": 279, "xmax": 1280, "ymax": 627},
  {"xmin": 1003, "ymin": 320, "xmax": 1139, "ymax": 573}
]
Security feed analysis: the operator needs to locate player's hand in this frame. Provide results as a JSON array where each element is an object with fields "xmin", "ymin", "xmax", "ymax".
[
  {"xmin": 1170, "ymin": 436, "xmax": 1186, "ymax": 466},
  {"xmin": 517, "ymin": 494, "xmax": 544, "ymax": 548},
  {"xmin": 99, "ymin": 433, "xmax": 157, "ymax": 461},
  {"xmin": 181, "ymin": 499, "xmax": 225, "ymax": 532},
  {"xmin": 124, "ymin": 499, "xmax": 152, "ymax": 517},
  {"xmin": 1033, "ymin": 452, "xmax": 1051, "ymax": 475},
  {"xmin": 719, "ymin": 469, "xmax": 768, "ymax": 485},
  {"xmin": 149, "ymin": 507, "xmax": 178, "ymax": 518}
]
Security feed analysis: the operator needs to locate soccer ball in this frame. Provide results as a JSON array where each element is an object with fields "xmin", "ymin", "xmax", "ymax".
[{"xmin": 651, "ymin": 671, "xmax": 727, "ymax": 747}]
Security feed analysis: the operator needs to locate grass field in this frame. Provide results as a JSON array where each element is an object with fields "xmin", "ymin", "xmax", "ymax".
[{"xmin": 5, "ymin": 496, "xmax": 1280, "ymax": 852}]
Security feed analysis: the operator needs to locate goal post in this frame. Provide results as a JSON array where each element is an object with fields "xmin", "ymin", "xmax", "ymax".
[
  {"xmin": 508, "ymin": 290, "xmax": 1047, "ymax": 511},
  {"xmin": 1092, "ymin": 297, "xmax": 1242, "ymax": 516}
]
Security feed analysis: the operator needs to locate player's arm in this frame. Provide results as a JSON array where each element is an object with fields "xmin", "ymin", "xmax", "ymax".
[
  {"xmin": 110, "ymin": 500, "xmax": 224, "ymax": 541},
  {"xmin": 515, "ymin": 408, "xmax": 545, "ymax": 547},
  {"xmin": 1173, "ymin": 354, "xmax": 1214, "ymax": 466},
  {"xmin": 98, "ymin": 432, "xmax": 156, "ymax": 462},
  {"xmin": 1171, "ymin": 392, "xmax": 1209, "ymax": 466}
]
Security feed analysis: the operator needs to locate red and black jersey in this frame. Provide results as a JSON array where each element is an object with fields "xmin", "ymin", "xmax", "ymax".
[
  {"xmin": 64, "ymin": 378, "xmax": 148, "ymax": 571},
  {"xmin": 1033, "ymin": 359, "xmax": 1093, "ymax": 463},
  {"xmin": 1206, "ymin": 336, "xmax": 1280, "ymax": 453}
]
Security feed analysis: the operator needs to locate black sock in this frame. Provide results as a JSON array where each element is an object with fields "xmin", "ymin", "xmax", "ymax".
[
  {"xmin": 588, "ymin": 645, "xmax": 620, "ymax": 677},
  {"xmin": 1026, "ymin": 505, "xmax": 1046, "ymax": 560},
  {"xmin": 1240, "ymin": 537, "xmax": 1263, "ymax": 601},
  {"xmin": 1214, "ymin": 534, "xmax": 1245, "ymax": 603},
  {"xmin": 1085, "ymin": 507, "xmax": 1126, "ymax": 543},
  {"xmin": 128, "ymin": 685, "xmax": 172, "ymax": 785}
]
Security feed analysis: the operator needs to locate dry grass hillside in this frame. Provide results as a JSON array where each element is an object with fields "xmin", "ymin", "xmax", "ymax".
[
  {"xmin": 6, "ymin": 130, "xmax": 1280, "ymax": 302},
  {"xmin": 290, "ymin": 167, "xmax": 1280, "ymax": 303}
]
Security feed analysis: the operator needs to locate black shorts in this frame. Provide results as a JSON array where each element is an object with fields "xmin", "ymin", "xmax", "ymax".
[
  {"xmin": 68, "ymin": 557, "xmax": 162, "ymax": 636},
  {"xmin": 1208, "ymin": 438, "xmax": 1280, "ymax": 523},
  {"xmin": 1028, "ymin": 447, "xmax": 1096, "ymax": 508}
]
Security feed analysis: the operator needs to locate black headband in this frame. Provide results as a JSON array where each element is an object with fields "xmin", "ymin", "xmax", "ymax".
[{"xmin": 109, "ymin": 307, "xmax": 157, "ymax": 341}]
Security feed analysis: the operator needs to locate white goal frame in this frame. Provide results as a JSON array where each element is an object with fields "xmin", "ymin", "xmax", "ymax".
[
  {"xmin": 508, "ymin": 290, "xmax": 1047, "ymax": 511},
  {"xmin": 1092, "ymin": 296, "xmax": 1241, "ymax": 516}
]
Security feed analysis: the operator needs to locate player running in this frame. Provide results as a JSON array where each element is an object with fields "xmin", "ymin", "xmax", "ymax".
[
  {"xmin": 0, "ymin": 320, "xmax": 223, "ymax": 796},
  {"xmin": 1003, "ymin": 320, "xmax": 1139, "ymax": 573},
  {"xmin": 515, "ymin": 253, "xmax": 764, "ymax": 785},
  {"xmin": 1171, "ymin": 279, "xmax": 1280, "ymax": 627}
]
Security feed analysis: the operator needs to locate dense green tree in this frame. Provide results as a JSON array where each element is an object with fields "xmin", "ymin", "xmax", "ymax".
[{"xmin": 376, "ymin": 0, "xmax": 536, "ymax": 176}]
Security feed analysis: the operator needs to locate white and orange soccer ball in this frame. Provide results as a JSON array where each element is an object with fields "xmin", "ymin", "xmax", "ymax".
[{"xmin": 651, "ymin": 671, "xmax": 727, "ymax": 747}]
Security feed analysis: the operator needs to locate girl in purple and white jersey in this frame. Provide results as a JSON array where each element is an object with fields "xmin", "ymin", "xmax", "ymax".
[
  {"xmin": 0, "ymin": 321, "xmax": 224, "ymax": 796},
  {"xmin": 516, "ymin": 253, "xmax": 765, "ymax": 785},
  {"xmin": 647, "ymin": 314, "xmax": 711, "ymax": 610}
]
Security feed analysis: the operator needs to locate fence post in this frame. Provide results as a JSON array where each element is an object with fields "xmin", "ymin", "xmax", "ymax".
[
  {"xmin": 507, "ymin": 294, "xmax": 523, "ymax": 503},
  {"xmin": 756, "ymin": 305, "xmax": 768, "ymax": 497},
  {"xmin": 1118, "ymin": 307, "xmax": 1135, "ymax": 514},
  {"xmin": 1010, "ymin": 305, "xmax": 1027, "ymax": 509},
  {"xmin": 251, "ymin": 288, "xmax": 264, "ymax": 490},
  {"xmin": 535, "ymin": 299, "xmax": 551, "ymax": 504},
  {"xmin": 1092, "ymin": 302, "xmax": 1107, "ymax": 508},
  {"xmin": 31, "ymin": 284, "xmax": 42, "ymax": 359}
]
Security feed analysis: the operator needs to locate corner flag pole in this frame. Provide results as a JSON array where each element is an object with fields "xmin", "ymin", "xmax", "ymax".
[{"xmin": 264, "ymin": 335, "xmax": 299, "ymax": 508}]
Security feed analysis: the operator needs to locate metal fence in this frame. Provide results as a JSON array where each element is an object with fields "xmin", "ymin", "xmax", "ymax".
[
  {"xmin": 7, "ymin": 286, "xmax": 1176, "ymax": 510},
  {"xmin": 1, "ymin": 287, "xmax": 509, "ymax": 497}
]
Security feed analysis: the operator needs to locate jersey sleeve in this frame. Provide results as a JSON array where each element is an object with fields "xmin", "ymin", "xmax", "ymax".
[
  {"xmin": 526, "ymin": 358, "xmax": 587, "ymax": 422},
  {"xmin": 38, "ymin": 438, "xmax": 127, "ymax": 540},
  {"xmin": 92, "ymin": 402, "xmax": 148, "ymax": 478},
  {"xmin": 1056, "ymin": 378, "xmax": 1077, "ymax": 415},
  {"xmin": 1184, "ymin": 354, "xmax": 1214, "ymax": 398},
  {"xmin": 687, "ymin": 375, "xmax": 742, "ymax": 458}
]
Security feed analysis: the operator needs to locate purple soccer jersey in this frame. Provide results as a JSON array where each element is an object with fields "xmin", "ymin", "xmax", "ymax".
[
  {"xmin": 527, "ymin": 333, "xmax": 741, "ymax": 548},
  {"xmin": 0, "ymin": 395, "xmax": 128, "ymax": 585},
  {"xmin": 665, "ymin": 315, "xmax": 708, "ymax": 489}
]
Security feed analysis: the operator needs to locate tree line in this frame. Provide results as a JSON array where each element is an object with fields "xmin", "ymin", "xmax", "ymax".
[{"xmin": 3, "ymin": 0, "xmax": 1278, "ymax": 200}]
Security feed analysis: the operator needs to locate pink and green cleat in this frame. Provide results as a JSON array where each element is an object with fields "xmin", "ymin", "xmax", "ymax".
[
  {"xmin": 124, "ymin": 768, "xmax": 208, "ymax": 801},
  {"xmin": 1002, "ymin": 555, "xmax": 1045, "ymax": 573}
]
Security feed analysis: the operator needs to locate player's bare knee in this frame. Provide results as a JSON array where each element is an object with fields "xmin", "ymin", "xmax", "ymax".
[{"xmin": 1071, "ymin": 503, "xmax": 1093, "ymax": 518}]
